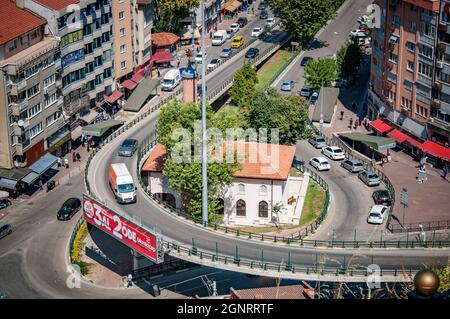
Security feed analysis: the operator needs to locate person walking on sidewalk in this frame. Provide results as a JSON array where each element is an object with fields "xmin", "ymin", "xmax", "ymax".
[
  {"xmin": 57, "ymin": 157, "xmax": 62, "ymax": 168},
  {"xmin": 443, "ymin": 164, "xmax": 449, "ymax": 180},
  {"xmin": 38, "ymin": 179, "xmax": 43, "ymax": 191},
  {"xmin": 340, "ymin": 110, "xmax": 344, "ymax": 120},
  {"xmin": 76, "ymin": 152, "xmax": 81, "ymax": 162},
  {"xmin": 127, "ymin": 274, "xmax": 133, "ymax": 288},
  {"xmin": 349, "ymin": 117, "xmax": 353, "ymax": 129},
  {"xmin": 72, "ymin": 152, "xmax": 76, "ymax": 163},
  {"xmin": 64, "ymin": 158, "xmax": 69, "ymax": 169}
]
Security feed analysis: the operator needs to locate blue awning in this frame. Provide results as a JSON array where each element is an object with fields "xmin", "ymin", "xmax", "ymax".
[
  {"xmin": 0, "ymin": 178, "xmax": 17, "ymax": 190},
  {"xmin": 21, "ymin": 171, "xmax": 40, "ymax": 185},
  {"xmin": 30, "ymin": 153, "xmax": 59, "ymax": 175}
]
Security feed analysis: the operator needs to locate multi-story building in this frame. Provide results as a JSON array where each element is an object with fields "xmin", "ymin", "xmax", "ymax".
[
  {"xmin": 368, "ymin": 0, "xmax": 450, "ymax": 149},
  {"xmin": 195, "ymin": 0, "xmax": 224, "ymax": 33},
  {"xmin": 112, "ymin": 0, "xmax": 153, "ymax": 82},
  {"xmin": 0, "ymin": 0, "xmax": 64, "ymax": 169}
]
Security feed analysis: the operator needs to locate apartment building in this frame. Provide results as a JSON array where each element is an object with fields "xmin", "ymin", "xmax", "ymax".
[
  {"xmin": 368, "ymin": 0, "xmax": 450, "ymax": 150},
  {"xmin": 0, "ymin": 0, "xmax": 64, "ymax": 169},
  {"xmin": 195, "ymin": 0, "xmax": 224, "ymax": 33}
]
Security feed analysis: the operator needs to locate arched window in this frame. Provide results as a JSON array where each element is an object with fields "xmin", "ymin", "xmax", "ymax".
[
  {"xmin": 238, "ymin": 183, "xmax": 245, "ymax": 194},
  {"xmin": 258, "ymin": 201, "xmax": 268, "ymax": 218},
  {"xmin": 236, "ymin": 199, "xmax": 246, "ymax": 216},
  {"xmin": 259, "ymin": 185, "xmax": 267, "ymax": 196}
]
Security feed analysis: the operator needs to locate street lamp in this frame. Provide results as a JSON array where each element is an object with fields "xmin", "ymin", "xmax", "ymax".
[{"xmin": 200, "ymin": 0, "xmax": 208, "ymax": 226}]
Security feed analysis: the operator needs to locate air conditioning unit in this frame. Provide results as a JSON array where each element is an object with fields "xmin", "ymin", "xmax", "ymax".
[
  {"xmin": 44, "ymin": 86, "xmax": 48, "ymax": 95},
  {"xmin": 436, "ymin": 61, "xmax": 444, "ymax": 68}
]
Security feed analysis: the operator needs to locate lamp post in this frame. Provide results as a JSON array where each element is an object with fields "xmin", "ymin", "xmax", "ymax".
[{"xmin": 200, "ymin": 0, "xmax": 208, "ymax": 227}]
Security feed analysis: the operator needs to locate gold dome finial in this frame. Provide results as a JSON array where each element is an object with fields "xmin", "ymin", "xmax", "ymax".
[{"xmin": 414, "ymin": 269, "xmax": 440, "ymax": 296}]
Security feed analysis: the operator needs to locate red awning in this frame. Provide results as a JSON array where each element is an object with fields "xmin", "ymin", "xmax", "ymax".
[
  {"xmin": 420, "ymin": 141, "xmax": 450, "ymax": 160},
  {"xmin": 404, "ymin": 137, "xmax": 423, "ymax": 149},
  {"xmin": 151, "ymin": 50, "xmax": 174, "ymax": 64},
  {"xmin": 387, "ymin": 129, "xmax": 410, "ymax": 143},
  {"xmin": 122, "ymin": 79, "xmax": 137, "ymax": 90},
  {"xmin": 131, "ymin": 72, "xmax": 144, "ymax": 84},
  {"xmin": 370, "ymin": 118, "xmax": 393, "ymax": 134},
  {"xmin": 105, "ymin": 90, "xmax": 123, "ymax": 104}
]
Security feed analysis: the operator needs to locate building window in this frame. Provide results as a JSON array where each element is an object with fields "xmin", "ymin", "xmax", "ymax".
[
  {"xmin": 44, "ymin": 93, "xmax": 58, "ymax": 108},
  {"xmin": 409, "ymin": 21, "xmax": 416, "ymax": 33},
  {"xmin": 389, "ymin": 53, "xmax": 398, "ymax": 64},
  {"xmin": 258, "ymin": 201, "xmax": 268, "ymax": 218},
  {"xmin": 43, "ymin": 74, "xmax": 55, "ymax": 88},
  {"xmin": 121, "ymin": 61, "xmax": 126, "ymax": 69},
  {"xmin": 119, "ymin": 11, "xmax": 124, "ymax": 20},
  {"xmin": 259, "ymin": 185, "xmax": 267, "ymax": 196},
  {"xmin": 418, "ymin": 62, "xmax": 432, "ymax": 78},
  {"xmin": 236, "ymin": 199, "xmax": 246, "ymax": 216},
  {"xmin": 26, "ymin": 84, "xmax": 40, "ymax": 98},
  {"xmin": 407, "ymin": 60, "xmax": 414, "ymax": 72},
  {"xmin": 404, "ymin": 79, "xmax": 414, "ymax": 91},
  {"xmin": 28, "ymin": 122, "xmax": 42, "ymax": 139},
  {"xmin": 387, "ymin": 72, "xmax": 397, "ymax": 83},
  {"xmin": 392, "ymin": 15, "xmax": 400, "ymax": 26},
  {"xmin": 120, "ymin": 44, "xmax": 126, "ymax": 53},
  {"xmin": 237, "ymin": 183, "xmax": 245, "ymax": 195},
  {"xmin": 46, "ymin": 112, "xmax": 59, "ymax": 127},
  {"xmin": 418, "ymin": 44, "xmax": 433, "ymax": 59},
  {"xmin": 420, "ymin": 22, "xmax": 435, "ymax": 37},
  {"xmin": 120, "ymin": 28, "xmax": 125, "ymax": 37},
  {"xmin": 406, "ymin": 41, "xmax": 415, "ymax": 52},
  {"xmin": 27, "ymin": 103, "xmax": 41, "ymax": 119}
]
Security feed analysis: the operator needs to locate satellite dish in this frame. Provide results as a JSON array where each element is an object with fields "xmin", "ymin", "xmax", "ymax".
[{"xmin": 17, "ymin": 120, "xmax": 24, "ymax": 127}]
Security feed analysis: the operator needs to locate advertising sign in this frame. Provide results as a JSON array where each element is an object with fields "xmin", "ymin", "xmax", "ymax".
[
  {"xmin": 62, "ymin": 48, "xmax": 85, "ymax": 69},
  {"xmin": 82, "ymin": 195, "xmax": 160, "ymax": 263}
]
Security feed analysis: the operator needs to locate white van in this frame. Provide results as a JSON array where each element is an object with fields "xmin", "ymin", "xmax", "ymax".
[
  {"xmin": 109, "ymin": 163, "xmax": 137, "ymax": 204},
  {"xmin": 212, "ymin": 30, "xmax": 227, "ymax": 46},
  {"xmin": 162, "ymin": 69, "xmax": 181, "ymax": 91}
]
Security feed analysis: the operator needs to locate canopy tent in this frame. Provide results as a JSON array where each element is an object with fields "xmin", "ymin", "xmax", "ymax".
[
  {"xmin": 123, "ymin": 78, "xmax": 160, "ymax": 112},
  {"xmin": 30, "ymin": 153, "xmax": 59, "ymax": 175},
  {"xmin": 105, "ymin": 90, "xmax": 123, "ymax": 104},
  {"xmin": 224, "ymin": 0, "xmax": 242, "ymax": 12},
  {"xmin": 78, "ymin": 110, "xmax": 99, "ymax": 124},
  {"xmin": 181, "ymin": 28, "xmax": 201, "ymax": 40},
  {"xmin": 122, "ymin": 79, "xmax": 137, "ymax": 90},
  {"xmin": 370, "ymin": 118, "xmax": 393, "ymax": 134},
  {"xmin": 82, "ymin": 119, "xmax": 124, "ymax": 137},
  {"xmin": 131, "ymin": 71, "xmax": 145, "ymax": 84},
  {"xmin": 339, "ymin": 133, "xmax": 396, "ymax": 151},
  {"xmin": 311, "ymin": 87, "xmax": 339, "ymax": 123}
]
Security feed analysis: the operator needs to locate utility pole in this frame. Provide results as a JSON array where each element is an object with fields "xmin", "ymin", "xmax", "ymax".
[
  {"xmin": 319, "ymin": 81, "xmax": 324, "ymax": 133},
  {"xmin": 200, "ymin": 0, "xmax": 208, "ymax": 226}
]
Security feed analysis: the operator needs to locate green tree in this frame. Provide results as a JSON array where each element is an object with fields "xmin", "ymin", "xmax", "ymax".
[
  {"xmin": 212, "ymin": 106, "xmax": 248, "ymax": 134},
  {"xmin": 433, "ymin": 264, "xmax": 450, "ymax": 293},
  {"xmin": 153, "ymin": 0, "xmax": 199, "ymax": 33},
  {"xmin": 248, "ymin": 87, "xmax": 311, "ymax": 145},
  {"xmin": 304, "ymin": 57, "xmax": 337, "ymax": 91},
  {"xmin": 336, "ymin": 38, "xmax": 363, "ymax": 77},
  {"xmin": 228, "ymin": 62, "xmax": 258, "ymax": 110},
  {"xmin": 269, "ymin": 0, "xmax": 343, "ymax": 43}
]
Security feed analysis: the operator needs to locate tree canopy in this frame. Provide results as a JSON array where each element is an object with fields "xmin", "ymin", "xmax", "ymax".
[
  {"xmin": 228, "ymin": 62, "xmax": 258, "ymax": 110},
  {"xmin": 153, "ymin": 0, "xmax": 199, "ymax": 34},
  {"xmin": 336, "ymin": 37, "xmax": 363, "ymax": 77},
  {"xmin": 304, "ymin": 57, "xmax": 337, "ymax": 91}
]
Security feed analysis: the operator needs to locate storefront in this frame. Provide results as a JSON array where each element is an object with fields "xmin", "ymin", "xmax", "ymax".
[
  {"xmin": 223, "ymin": 0, "xmax": 242, "ymax": 19},
  {"xmin": 81, "ymin": 119, "xmax": 125, "ymax": 145}
]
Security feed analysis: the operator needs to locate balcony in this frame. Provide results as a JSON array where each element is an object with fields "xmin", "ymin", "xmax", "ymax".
[
  {"xmin": 432, "ymin": 99, "xmax": 441, "ymax": 109},
  {"xmin": 428, "ymin": 117, "xmax": 450, "ymax": 132},
  {"xmin": 432, "ymin": 81, "xmax": 442, "ymax": 91},
  {"xmin": 417, "ymin": 73, "xmax": 432, "ymax": 87},
  {"xmin": 9, "ymin": 103, "xmax": 20, "ymax": 116},
  {"xmin": 11, "ymin": 124, "xmax": 22, "ymax": 136},
  {"xmin": 9, "ymin": 99, "xmax": 28, "ymax": 111},
  {"xmin": 419, "ymin": 34, "xmax": 435, "ymax": 47},
  {"xmin": 8, "ymin": 79, "xmax": 27, "ymax": 95},
  {"xmin": 436, "ymin": 60, "xmax": 444, "ymax": 69}
]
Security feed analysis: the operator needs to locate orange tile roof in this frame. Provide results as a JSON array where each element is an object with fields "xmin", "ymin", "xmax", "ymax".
[
  {"xmin": 152, "ymin": 32, "xmax": 180, "ymax": 47},
  {"xmin": 36, "ymin": 0, "xmax": 79, "ymax": 11},
  {"xmin": 142, "ymin": 142, "xmax": 296, "ymax": 181},
  {"xmin": 0, "ymin": 0, "xmax": 46, "ymax": 45}
]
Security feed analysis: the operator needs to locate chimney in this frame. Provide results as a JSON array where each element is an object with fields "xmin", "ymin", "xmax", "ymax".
[{"xmin": 180, "ymin": 61, "xmax": 198, "ymax": 103}]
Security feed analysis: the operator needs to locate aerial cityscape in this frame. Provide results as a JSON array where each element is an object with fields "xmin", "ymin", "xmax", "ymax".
[{"xmin": 0, "ymin": 0, "xmax": 449, "ymax": 303}]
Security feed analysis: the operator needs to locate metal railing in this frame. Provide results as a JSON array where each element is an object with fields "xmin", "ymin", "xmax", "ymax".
[{"xmin": 388, "ymin": 220, "xmax": 450, "ymax": 234}]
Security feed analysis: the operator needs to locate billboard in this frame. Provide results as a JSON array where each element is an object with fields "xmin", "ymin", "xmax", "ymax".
[{"xmin": 82, "ymin": 195, "xmax": 161, "ymax": 263}]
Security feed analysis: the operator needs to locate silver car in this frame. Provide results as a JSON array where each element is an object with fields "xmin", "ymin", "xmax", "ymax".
[
  {"xmin": 308, "ymin": 135, "xmax": 327, "ymax": 148},
  {"xmin": 281, "ymin": 80, "xmax": 294, "ymax": 91},
  {"xmin": 0, "ymin": 222, "xmax": 12, "ymax": 240},
  {"xmin": 358, "ymin": 170, "xmax": 381, "ymax": 186},
  {"xmin": 341, "ymin": 159, "xmax": 364, "ymax": 173}
]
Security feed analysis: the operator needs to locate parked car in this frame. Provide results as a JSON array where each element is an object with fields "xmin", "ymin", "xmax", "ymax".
[
  {"xmin": 251, "ymin": 27, "xmax": 263, "ymax": 37},
  {"xmin": 207, "ymin": 59, "xmax": 221, "ymax": 71},
  {"xmin": 358, "ymin": 170, "xmax": 381, "ymax": 186},
  {"xmin": 258, "ymin": 1, "xmax": 267, "ymax": 10},
  {"xmin": 57, "ymin": 197, "xmax": 82, "ymax": 221},
  {"xmin": 231, "ymin": 35, "xmax": 244, "ymax": 48},
  {"xmin": 350, "ymin": 29, "xmax": 367, "ymax": 38},
  {"xmin": 274, "ymin": 8, "xmax": 282, "ymax": 17},
  {"xmin": 237, "ymin": 17, "xmax": 248, "ymax": 27},
  {"xmin": 118, "ymin": 138, "xmax": 138, "ymax": 157},
  {"xmin": 300, "ymin": 56, "xmax": 313, "ymax": 66},
  {"xmin": 367, "ymin": 205, "xmax": 388, "ymax": 225},
  {"xmin": 226, "ymin": 29, "xmax": 233, "ymax": 39},
  {"xmin": 299, "ymin": 85, "xmax": 311, "ymax": 97},
  {"xmin": 341, "ymin": 159, "xmax": 364, "ymax": 173},
  {"xmin": 308, "ymin": 135, "xmax": 327, "ymax": 149},
  {"xmin": 229, "ymin": 23, "xmax": 240, "ymax": 33},
  {"xmin": 372, "ymin": 190, "xmax": 392, "ymax": 206},
  {"xmin": 281, "ymin": 80, "xmax": 294, "ymax": 91},
  {"xmin": 195, "ymin": 51, "xmax": 207, "ymax": 63},
  {"xmin": 245, "ymin": 47, "xmax": 260, "ymax": 58},
  {"xmin": 266, "ymin": 17, "xmax": 275, "ymax": 28},
  {"xmin": 309, "ymin": 91, "xmax": 319, "ymax": 105},
  {"xmin": 309, "ymin": 157, "xmax": 331, "ymax": 171},
  {"xmin": 321, "ymin": 146, "xmax": 345, "ymax": 160},
  {"xmin": 220, "ymin": 47, "xmax": 232, "ymax": 58},
  {"xmin": 260, "ymin": 10, "xmax": 268, "ymax": 19},
  {"xmin": 0, "ymin": 222, "xmax": 12, "ymax": 240}
]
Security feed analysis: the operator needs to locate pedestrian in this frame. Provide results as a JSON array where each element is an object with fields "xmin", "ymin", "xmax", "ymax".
[
  {"xmin": 340, "ymin": 110, "xmax": 344, "ymax": 120},
  {"xmin": 157, "ymin": 68, "xmax": 161, "ymax": 78},
  {"xmin": 64, "ymin": 158, "xmax": 69, "ymax": 169},
  {"xmin": 252, "ymin": 6, "xmax": 254, "ymax": 15},
  {"xmin": 87, "ymin": 143, "xmax": 90, "ymax": 153},
  {"xmin": 349, "ymin": 117, "xmax": 353, "ymax": 129},
  {"xmin": 177, "ymin": 59, "xmax": 180, "ymax": 68},
  {"xmin": 38, "ymin": 179, "xmax": 43, "ymax": 191},
  {"xmin": 72, "ymin": 152, "xmax": 76, "ymax": 163},
  {"xmin": 76, "ymin": 152, "xmax": 81, "ymax": 162},
  {"xmin": 127, "ymin": 274, "xmax": 133, "ymax": 288},
  {"xmin": 443, "ymin": 165, "xmax": 448, "ymax": 179},
  {"xmin": 57, "ymin": 157, "xmax": 62, "ymax": 168}
]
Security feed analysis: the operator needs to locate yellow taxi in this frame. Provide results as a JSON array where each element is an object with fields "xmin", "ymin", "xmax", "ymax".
[{"xmin": 231, "ymin": 36, "xmax": 244, "ymax": 48}]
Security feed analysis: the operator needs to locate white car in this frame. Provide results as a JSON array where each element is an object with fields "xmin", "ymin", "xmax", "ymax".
[
  {"xmin": 251, "ymin": 27, "xmax": 263, "ymax": 37},
  {"xmin": 322, "ymin": 146, "xmax": 345, "ymax": 160},
  {"xmin": 367, "ymin": 205, "xmax": 388, "ymax": 224},
  {"xmin": 195, "ymin": 51, "xmax": 207, "ymax": 63},
  {"xmin": 207, "ymin": 59, "xmax": 220, "ymax": 71},
  {"xmin": 266, "ymin": 18, "xmax": 275, "ymax": 28},
  {"xmin": 229, "ymin": 23, "xmax": 240, "ymax": 33},
  {"xmin": 309, "ymin": 157, "xmax": 331, "ymax": 171},
  {"xmin": 350, "ymin": 29, "xmax": 367, "ymax": 38}
]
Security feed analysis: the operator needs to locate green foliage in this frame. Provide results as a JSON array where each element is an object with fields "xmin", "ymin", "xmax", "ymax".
[
  {"xmin": 304, "ymin": 57, "xmax": 337, "ymax": 91},
  {"xmin": 228, "ymin": 62, "xmax": 258, "ymax": 110},
  {"xmin": 247, "ymin": 87, "xmax": 311, "ymax": 145},
  {"xmin": 336, "ymin": 37, "xmax": 363, "ymax": 77},
  {"xmin": 212, "ymin": 106, "xmax": 248, "ymax": 134},
  {"xmin": 153, "ymin": 0, "xmax": 199, "ymax": 33},
  {"xmin": 433, "ymin": 264, "xmax": 450, "ymax": 292}
]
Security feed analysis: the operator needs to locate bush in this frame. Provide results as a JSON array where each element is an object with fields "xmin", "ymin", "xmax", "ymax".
[{"xmin": 70, "ymin": 220, "xmax": 88, "ymax": 264}]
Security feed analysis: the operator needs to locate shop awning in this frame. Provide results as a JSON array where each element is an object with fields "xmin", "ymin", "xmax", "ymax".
[
  {"xmin": 151, "ymin": 50, "xmax": 174, "ymax": 64},
  {"xmin": 30, "ymin": 153, "xmax": 59, "ymax": 175},
  {"xmin": 131, "ymin": 72, "xmax": 144, "ymax": 84},
  {"xmin": 225, "ymin": 0, "xmax": 241, "ymax": 11},
  {"xmin": 370, "ymin": 118, "xmax": 393, "ymax": 134},
  {"xmin": 82, "ymin": 119, "xmax": 124, "ymax": 137},
  {"xmin": 71, "ymin": 125, "xmax": 83, "ymax": 140},
  {"xmin": 387, "ymin": 129, "xmax": 410, "ymax": 143},
  {"xmin": 405, "ymin": 137, "xmax": 423, "ymax": 149},
  {"xmin": 0, "ymin": 178, "xmax": 17, "ymax": 190},
  {"xmin": 420, "ymin": 141, "xmax": 450, "ymax": 160},
  {"xmin": 122, "ymin": 79, "xmax": 137, "ymax": 90},
  {"xmin": 181, "ymin": 28, "xmax": 201, "ymax": 40},
  {"xmin": 0, "ymin": 167, "xmax": 32, "ymax": 181},
  {"xmin": 339, "ymin": 133, "xmax": 397, "ymax": 151},
  {"xmin": 123, "ymin": 78, "xmax": 160, "ymax": 112},
  {"xmin": 79, "ymin": 110, "xmax": 99, "ymax": 124},
  {"xmin": 53, "ymin": 134, "xmax": 71, "ymax": 149},
  {"xmin": 105, "ymin": 90, "xmax": 123, "ymax": 104},
  {"xmin": 21, "ymin": 171, "xmax": 40, "ymax": 185}
]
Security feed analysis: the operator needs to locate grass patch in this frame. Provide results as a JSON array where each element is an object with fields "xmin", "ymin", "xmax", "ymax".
[
  {"xmin": 290, "ymin": 167, "xmax": 303, "ymax": 177},
  {"xmin": 256, "ymin": 49, "xmax": 293, "ymax": 88},
  {"xmin": 300, "ymin": 180, "xmax": 326, "ymax": 226},
  {"xmin": 236, "ymin": 224, "xmax": 300, "ymax": 234}
]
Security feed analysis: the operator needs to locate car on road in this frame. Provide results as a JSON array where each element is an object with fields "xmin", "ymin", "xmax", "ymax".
[
  {"xmin": 258, "ymin": 1, "xmax": 267, "ymax": 10},
  {"xmin": 299, "ymin": 85, "xmax": 311, "ymax": 97},
  {"xmin": 237, "ymin": 17, "xmax": 248, "ymax": 27},
  {"xmin": 0, "ymin": 222, "xmax": 12, "ymax": 240},
  {"xmin": 266, "ymin": 18, "xmax": 275, "ymax": 28},
  {"xmin": 300, "ymin": 56, "xmax": 313, "ymax": 66},
  {"xmin": 367, "ymin": 205, "xmax": 388, "ymax": 225},
  {"xmin": 231, "ymin": 36, "xmax": 244, "ymax": 48},
  {"xmin": 340, "ymin": 159, "xmax": 364, "ymax": 173},
  {"xmin": 358, "ymin": 170, "xmax": 381, "ymax": 186},
  {"xmin": 350, "ymin": 29, "xmax": 367, "ymax": 38},
  {"xmin": 372, "ymin": 190, "xmax": 392, "ymax": 206},
  {"xmin": 281, "ymin": 80, "xmax": 294, "ymax": 91},
  {"xmin": 309, "ymin": 91, "xmax": 319, "ymax": 105},
  {"xmin": 226, "ymin": 29, "xmax": 233, "ymax": 39},
  {"xmin": 309, "ymin": 157, "xmax": 331, "ymax": 171},
  {"xmin": 260, "ymin": 10, "xmax": 268, "ymax": 19},
  {"xmin": 245, "ymin": 47, "xmax": 260, "ymax": 58},
  {"xmin": 207, "ymin": 59, "xmax": 221, "ymax": 71},
  {"xmin": 220, "ymin": 47, "xmax": 232, "ymax": 58},
  {"xmin": 195, "ymin": 51, "xmax": 207, "ymax": 63},
  {"xmin": 57, "ymin": 197, "xmax": 82, "ymax": 221},
  {"xmin": 308, "ymin": 135, "xmax": 327, "ymax": 149},
  {"xmin": 229, "ymin": 23, "xmax": 240, "ymax": 33},
  {"xmin": 251, "ymin": 27, "xmax": 263, "ymax": 37},
  {"xmin": 321, "ymin": 146, "xmax": 345, "ymax": 160},
  {"xmin": 118, "ymin": 138, "xmax": 138, "ymax": 157}
]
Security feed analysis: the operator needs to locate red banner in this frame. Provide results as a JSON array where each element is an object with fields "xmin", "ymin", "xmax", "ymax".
[{"xmin": 83, "ymin": 195, "xmax": 158, "ymax": 262}]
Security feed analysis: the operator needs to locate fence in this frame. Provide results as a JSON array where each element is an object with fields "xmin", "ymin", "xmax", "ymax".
[{"xmin": 388, "ymin": 220, "xmax": 450, "ymax": 234}]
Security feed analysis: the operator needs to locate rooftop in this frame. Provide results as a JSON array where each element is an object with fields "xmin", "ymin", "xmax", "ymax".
[
  {"xmin": 36, "ymin": 0, "xmax": 79, "ymax": 11},
  {"xmin": 152, "ymin": 32, "xmax": 180, "ymax": 47},
  {"xmin": 1, "ymin": 36, "xmax": 59, "ymax": 68},
  {"xmin": 0, "ymin": 0, "xmax": 46, "ymax": 46}
]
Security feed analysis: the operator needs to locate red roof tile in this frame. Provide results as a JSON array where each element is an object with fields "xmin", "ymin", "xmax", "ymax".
[
  {"xmin": 36, "ymin": 0, "xmax": 79, "ymax": 11},
  {"xmin": 0, "ymin": 0, "xmax": 46, "ymax": 45},
  {"xmin": 105, "ymin": 90, "xmax": 123, "ymax": 104},
  {"xmin": 152, "ymin": 32, "xmax": 180, "ymax": 47}
]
